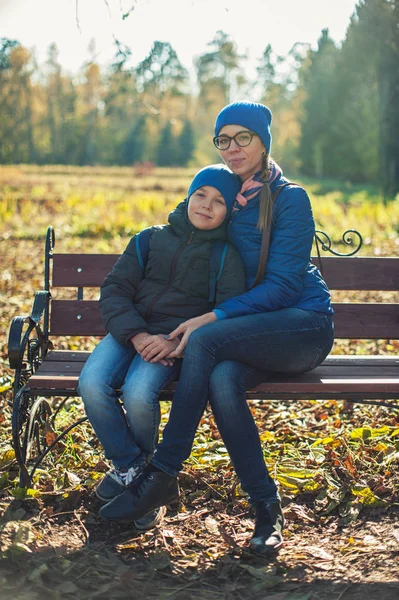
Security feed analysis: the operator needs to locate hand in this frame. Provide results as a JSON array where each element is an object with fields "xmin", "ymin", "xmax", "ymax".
[
  {"xmin": 131, "ymin": 332, "xmax": 152, "ymax": 354},
  {"xmin": 135, "ymin": 334, "xmax": 180, "ymax": 365},
  {"xmin": 131, "ymin": 332, "xmax": 176, "ymax": 366},
  {"xmin": 167, "ymin": 312, "xmax": 217, "ymax": 358}
]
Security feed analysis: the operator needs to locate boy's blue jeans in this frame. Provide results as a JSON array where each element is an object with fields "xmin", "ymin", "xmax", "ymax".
[
  {"xmin": 151, "ymin": 308, "xmax": 334, "ymax": 503},
  {"xmin": 78, "ymin": 334, "xmax": 181, "ymax": 470}
]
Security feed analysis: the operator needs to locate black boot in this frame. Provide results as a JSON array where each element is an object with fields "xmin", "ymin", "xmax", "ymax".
[
  {"xmin": 100, "ymin": 466, "xmax": 179, "ymax": 523},
  {"xmin": 249, "ymin": 501, "xmax": 284, "ymax": 554}
]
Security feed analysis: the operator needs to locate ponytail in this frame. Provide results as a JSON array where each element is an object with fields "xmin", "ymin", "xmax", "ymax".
[{"xmin": 257, "ymin": 152, "xmax": 273, "ymax": 232}]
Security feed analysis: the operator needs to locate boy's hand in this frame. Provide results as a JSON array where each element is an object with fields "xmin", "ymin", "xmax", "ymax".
[
  {"xmin": 133, "ymin": 334, "xmax": 180, "ymax": 365},
  {"xmin": 131, "ymin": 332, "xmax": 152, "ymax": 354},
  {"xmin": 167, "ymin": 312, "xmax": 217, "ymax": 358}
]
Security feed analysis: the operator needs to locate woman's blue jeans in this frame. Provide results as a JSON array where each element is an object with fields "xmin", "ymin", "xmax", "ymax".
[
  {"xmin": 78, "ymin": 334, "xmax": 181, "ymax": 470},
  {"xmin": 151, "ymin": 308, "xmax": 334, "ymax": 502}
]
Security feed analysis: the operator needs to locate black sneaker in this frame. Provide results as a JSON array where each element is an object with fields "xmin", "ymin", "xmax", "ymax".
[
  {"xmin": 249, "ymin": 501, "xmax": 284, "ymax": 554},
  {"xmin": 134, "ymin": 506, "xmax": 166, "ymax": 530},
  {"xmin": 95, "ymin": 464, "xmax": 145, "ymax": 503},
  {"xmin": 100, "ymin": 466, "xmax": 179, "ymax": 523}
]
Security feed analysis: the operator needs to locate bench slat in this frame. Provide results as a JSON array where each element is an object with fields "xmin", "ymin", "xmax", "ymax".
[
  {"xmin": 28, "ymin": 352, "xmax": 399, "ymax": 403},
  {"xmin": 50, "ymin": 301, "xmax": 106, "ymax": 335},
  {"xmin": 38, "ymin": 351, "xmax": 399, "ymax": 368},
  {"xmin": 52, "ymin": 254, "xmax": 119, "ymax": 287},
  {"xmin": 49, "ymin": 300, "xmax": 399, "ymax": 339},
  {"xmin": 31, "ymin": 359, "xmax": 399, "ymax": 379},
  {"xmin": 312, "ymin": 257, "xmax": 399, "ymax": 290},
  {"xmin": 28, "ymin": 372, "xmax": 399, "ymax": 399},
  {"xmin": 51, "ymin": 255, "xmax": 399, "ymax": 290},
  {"xmin": 41, "ymin": 351, "xmax": 399, "ymax": 367}
]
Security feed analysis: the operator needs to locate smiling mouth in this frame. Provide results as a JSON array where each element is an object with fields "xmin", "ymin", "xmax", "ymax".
[{"xmin": 196, "ymin": 212, "xmax": 212, "ymax": 219}]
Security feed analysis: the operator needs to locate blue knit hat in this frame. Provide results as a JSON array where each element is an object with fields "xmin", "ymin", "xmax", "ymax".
[
  {"xmin": 214, "ymin": 101, "xmax": 273, "ymax": 154},
  {"xmin": 187, "ymin": 164, "xmax": 241, "ymax": 215}
]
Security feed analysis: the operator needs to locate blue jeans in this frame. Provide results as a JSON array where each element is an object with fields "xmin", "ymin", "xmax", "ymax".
[
  {"xmin": 151, "ymin": 308, "xmax": 334, "ymax": 502},
  {"xmin": 78, "ymin": 334, "xmax": 181, "ymax": 470}
]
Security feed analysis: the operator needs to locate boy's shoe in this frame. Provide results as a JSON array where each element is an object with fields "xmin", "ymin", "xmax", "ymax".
[
  {"xmin": 95, "ymin": 464, "xmax": 145, "ymax": 503},
  {"xmin": 134, "ymin": 506, "xmax": 166, "ymax": 530},
  {"xmin": 100, "ymin": 467, "xmax": 179, "ymax": 523},
  {"xmin": 249, "ymin": 501, "xmax": 284, "ymax": 555}
]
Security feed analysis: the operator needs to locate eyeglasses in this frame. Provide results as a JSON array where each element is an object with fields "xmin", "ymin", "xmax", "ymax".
[{"xmin": 213, "ymin": 130, "xmax": 258, "ymax": 150}]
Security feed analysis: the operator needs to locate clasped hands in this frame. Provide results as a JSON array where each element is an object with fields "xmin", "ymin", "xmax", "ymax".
[{"xmin": 131, "ymin": 312, "xmax": 217, "ymax": 366}]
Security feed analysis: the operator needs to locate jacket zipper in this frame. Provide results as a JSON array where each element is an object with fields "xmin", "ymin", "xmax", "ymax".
[{"xmin": 145, "ymin": 230, "xmax": 195, "ymax": 320}]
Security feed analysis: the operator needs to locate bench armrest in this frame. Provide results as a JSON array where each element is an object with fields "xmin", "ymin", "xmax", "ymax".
[{"xmin": 8, "ymin": 291, "xmax": 51, "ymax": 370}]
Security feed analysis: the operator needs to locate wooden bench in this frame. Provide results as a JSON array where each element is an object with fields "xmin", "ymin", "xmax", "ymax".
[{"xmin": 8, "ymin": 227, "xmax": 399, "ymax": 487}]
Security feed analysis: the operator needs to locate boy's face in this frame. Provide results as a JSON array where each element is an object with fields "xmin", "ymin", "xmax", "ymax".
[{"xmin": 187, "ymin": 186, "xmax": 227, "ymax": 230}]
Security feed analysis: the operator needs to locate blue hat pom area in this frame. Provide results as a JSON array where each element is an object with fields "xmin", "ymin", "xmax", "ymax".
[
  {"xmin": 187, "ymin": 164, "xmax": 241, "ymax": 214},
  {"xmin": 214, "ymin": 101, "xmax": 273, "ymax": 154}
]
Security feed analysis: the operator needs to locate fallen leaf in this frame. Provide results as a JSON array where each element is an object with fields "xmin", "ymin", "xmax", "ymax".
[
  {"xmin": 305, "ymin": 545, "xmax": 334, "ymax": 560},
  {"xmin": 205, "ymin": 516, "xmax": 219, "ymax": 534}
]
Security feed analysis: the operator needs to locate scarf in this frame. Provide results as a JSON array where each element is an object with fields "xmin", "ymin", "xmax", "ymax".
[{"xmin": 234, "ymin": 160, "xmax": 283, "ymax": 208}]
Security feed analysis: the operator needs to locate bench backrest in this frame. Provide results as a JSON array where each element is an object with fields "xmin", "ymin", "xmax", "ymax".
[{"xmin": 48, "ymin": 254, "xmax": 399, "ymax": 340}]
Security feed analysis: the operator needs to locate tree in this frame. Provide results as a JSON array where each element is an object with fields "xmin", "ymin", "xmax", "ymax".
[
  {"xmin": 103, "ymin": 41, "xmax": 138, "ymax": 164},
  {"xmin": 122, "ymin": 114, "xmax": 152, "ymax": 165},
  {"xmin": 298, "ymin": 29, "xmax": 340, "ymax": 177},
  {"xmin": 136, "ymin": 41, "xmax": 189, "ymax": 114},
  {"xmin": 176, "ymin": 120, "xmax": 195, "ymax": 166},
  {"xmin": 195, "ymin": 31, "xmax": 245, "ymax": 107},
  {"xmin": 156, "ymin": 121, "xmax": 178, "ymax": 166},
  {"xmin": 0, "ymin": 42, "xmax": 37, "ymax": 163}
]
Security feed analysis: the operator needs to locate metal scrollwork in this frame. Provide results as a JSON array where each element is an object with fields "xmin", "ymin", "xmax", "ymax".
[{"xmin": 315, "ymin": 229, "xmax": 363, "ymax": 257}]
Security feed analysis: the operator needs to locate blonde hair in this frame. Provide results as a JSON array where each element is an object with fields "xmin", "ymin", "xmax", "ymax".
[{"xmin": 257, "ymin": 152, "xmax": 273, "ymax": 232}]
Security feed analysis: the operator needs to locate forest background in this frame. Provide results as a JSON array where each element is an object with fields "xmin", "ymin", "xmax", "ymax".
[{"xmin": 1, "ymin": 0, "xmax": 398, "ymax": 197}]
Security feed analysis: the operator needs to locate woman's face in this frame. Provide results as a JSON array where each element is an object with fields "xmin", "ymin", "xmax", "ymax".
[{"xmin": 217, "ymin": 124, "xmax": 265, "ymax": 181}]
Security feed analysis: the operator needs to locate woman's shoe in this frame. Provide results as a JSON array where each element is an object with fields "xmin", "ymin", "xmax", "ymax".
[
  {"xmin": 99, "ymin": 467, "xmax": 179, "ymax": 523},
  {"xmin": 249, "ymin": 501, "xmax": 284, "ymax": 555}
]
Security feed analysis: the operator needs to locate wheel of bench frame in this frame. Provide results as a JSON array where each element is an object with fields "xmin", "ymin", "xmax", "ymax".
[
  {"xmin": 11, "ymin": 391, "xmax": 53, "ymax": 486},
  {"xmin": 11, "ymin": 388, "xmax": 33, "ymax": 486},
  {"xmin": 25, "ymin": 397, "xmax": 53, "ymax": 463}
]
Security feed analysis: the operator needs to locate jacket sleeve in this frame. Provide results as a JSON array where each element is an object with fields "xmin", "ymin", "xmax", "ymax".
[
  {"xmin": 213, "ymin": 187, "xmax": 314, "ymax": 319},
  {"xmin": 214, "ymin": 243, "xmax": 247, "ymax": 305},
  {"xmin": 99, "ymin": 233, "xmax": 151, "ymax": 346}
]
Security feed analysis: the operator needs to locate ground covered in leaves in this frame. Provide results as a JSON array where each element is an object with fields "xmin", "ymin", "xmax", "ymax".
[
  {"xmin": 1, "ymin": 167, "xmax": 398, "ymax": 598},
  {"xmin": 0, "ymin": 404, "xmax": 398, "ymax": 600}
]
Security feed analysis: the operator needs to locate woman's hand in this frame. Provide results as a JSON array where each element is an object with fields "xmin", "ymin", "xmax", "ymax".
[
  {"xmin": 167, "ymin": 312, "xmax": 217, "ymax": 358},
  {"xmin": 131, "ymin": 333, "xmax": 178, "ymax": 366}
]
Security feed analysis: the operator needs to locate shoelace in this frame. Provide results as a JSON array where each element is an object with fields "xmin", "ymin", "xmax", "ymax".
[{"xmin": 111, "ymin": 464, "xmax": 143, "ymax": 486}]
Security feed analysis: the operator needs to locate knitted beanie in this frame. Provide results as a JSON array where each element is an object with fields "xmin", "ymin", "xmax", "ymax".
[
  {"xmin": 214, "ymin": 101, "xmax": 273, "ymax": 154},
  {"xmin": 187, "ymin": 164, "xmax": 241, "ymax": 215}
]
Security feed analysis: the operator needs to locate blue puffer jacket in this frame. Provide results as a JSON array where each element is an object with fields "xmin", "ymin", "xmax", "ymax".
[{"xmin": 213, "ymin": 169, "xmax": 333, "ymax": 319}]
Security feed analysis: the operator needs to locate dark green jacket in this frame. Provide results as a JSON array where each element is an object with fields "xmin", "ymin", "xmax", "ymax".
[{"xmin": 100, "ymin": 201, "xmax": 246, "ymax": 346}]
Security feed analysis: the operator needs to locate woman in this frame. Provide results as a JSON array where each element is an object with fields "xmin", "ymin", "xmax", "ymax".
[{"xmin": 100, "ymin": 101, "xmax": 334, "ymax": 555}]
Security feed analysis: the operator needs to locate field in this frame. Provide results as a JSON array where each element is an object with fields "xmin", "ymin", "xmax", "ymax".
[{"xmin": 0, "ymin": 165, "xmax": 398, "ymax": 599}]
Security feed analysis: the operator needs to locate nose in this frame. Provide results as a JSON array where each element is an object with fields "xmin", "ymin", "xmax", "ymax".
[
  {"xmin": 201, "ymin": 198, "xmax": 212, "ymax": 211},
  {"xmin": 228, "ymin": 139, "xmax": 241, "ymax": 151}
]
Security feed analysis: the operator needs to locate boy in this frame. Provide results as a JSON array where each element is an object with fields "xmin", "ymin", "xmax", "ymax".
[{"xmin": 78, "ymin": 164, "xmax": 245, "ymax": 529}]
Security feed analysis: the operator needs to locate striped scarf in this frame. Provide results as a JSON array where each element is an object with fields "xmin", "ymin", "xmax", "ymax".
[{"xmin": 234, "ymin": 160, "xmax": 283, "ymax": 208}]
